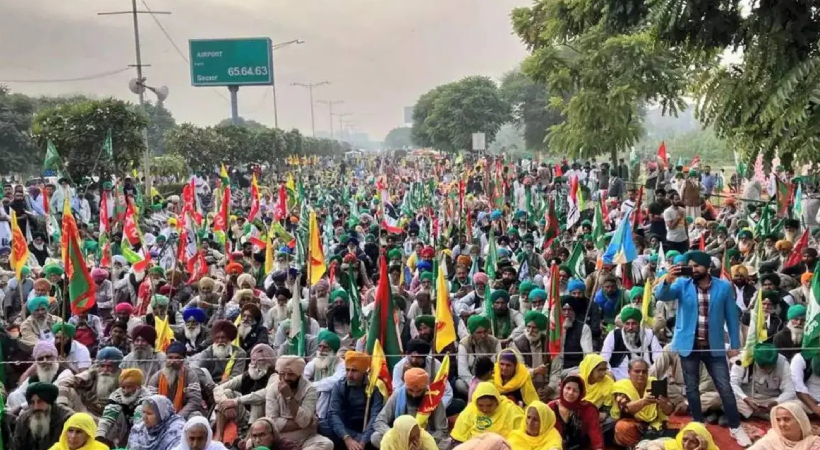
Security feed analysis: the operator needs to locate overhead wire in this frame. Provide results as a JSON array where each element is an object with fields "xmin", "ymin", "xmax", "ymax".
[{"xmin": 0, "ymin": 67, "xmax": 132, "ymax": 84}]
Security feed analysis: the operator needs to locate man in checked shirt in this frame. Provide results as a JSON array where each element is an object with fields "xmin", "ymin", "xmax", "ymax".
[{"xmin": 655, "ymin": 250, "xmax": 753, "ymax": 448}]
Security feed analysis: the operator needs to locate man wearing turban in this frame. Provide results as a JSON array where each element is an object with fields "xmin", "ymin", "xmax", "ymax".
[
  {"xmin": 730, "ymin": 263, "xmax": 757, "ymax": 313},
  {"xmin": 511, "ymin": 310, "xmax": 558, "ymax": 401},
  {"xmin": 413, "ymin": 314, "xmax": 436, "ymax": 344},
  {"xmin": 191, "ymin": 319, "xmax": 248, "ymax": 386},
  {"xmin": 456, "ymin": 315, "xmax": 501, "ymax": 397},
  {"xmin": 455, "ymin": 272, "xmax": 489, "ymax": 318},
  {"xmin": 147, "ymin": 341, "xmax": 203, "ymax": 420},
  {"xmin": 56, "ymin": 346, "xmax": 124, "ymax": 417},
  {"xmin": 19, "ymin": 295, "xmax": 61, "ymax": 352},
  {"xmin": 305, "ymin": 330, "xmax": 345, "ymax": 421},
  {"xmin": 52, "ymin": 321, "xmax": 92, "ymax": 372},
  {"xmin": 12, "ymin": 382, "xmax": 73, "ymax": 450},
  {"xmin": 120, "ymin": 324, "xmax": 167, "ymax": 381},
  {"xmin": 601, "ymin": 306, "xmax": 663, "ymax": 381},
  {"xmin": 773, "ymin": 304, "xmax": 807, "ymax": 361},
  {"xmin": 265, "ymin": 356, "xmax": 334, "ymax": 450},
  {"xmin": 789, "ymin": 271, "xmax": 814, "ymax": 308},
  {"xmin": 97, "ymin": 368, "xmax": 152, "ymax": 447},
  {"xmin": 7, "ymin": 341, "xmax": 73, "ymax": 410},
  {"xmin": 730, "ymin": 343, "xmax": 796, "ymax": 419},
  {"xmin": 320, "ymin": 351, "xmax": 380, "ymax": 450},
  {"xmin": 486, "ymin": 289, "xmax": 525, "ymax": 344},
  {"xmin": 177, "ymin": 306, "xmax": 210, "ymax": 355},
  {"xmin": 238, "ymin": 302, "xmax": 270, "ymax": 355}
]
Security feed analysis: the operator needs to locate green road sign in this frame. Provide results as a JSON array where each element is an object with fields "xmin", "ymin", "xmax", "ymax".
[{"xmin": 189, "ymin": 38, "xmax": 273, "ymax": 87}]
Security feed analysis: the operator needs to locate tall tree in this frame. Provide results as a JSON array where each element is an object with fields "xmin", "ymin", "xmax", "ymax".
[
  {"xmin": 0, "ymin": 86, "xmax": 39, "ymax": 174},
  {"xmin": 384, "ymin": 127, "xmax": 413, "ymax": 149},
  {"xmin": 143, "ymin": 101, "xmax": 176, "ymax": 155},
  {"xmin": 500, "ymin": 68, "xmax": 563, "ymax": 152}
]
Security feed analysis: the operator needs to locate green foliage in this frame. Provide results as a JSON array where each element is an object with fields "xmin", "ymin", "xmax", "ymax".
[
  {"xmin": 635, "ymin": 127, "xmax": 731, "ymax": 166},
  {"xmin": 150, "ymin": 155, "xmax": 187, "ymax": 178},
  {"xmin": 143, "ymin": 101, "xmax": 176, "ymax": 155},
  {"xmin": 384, "ymin": 127, "xmax": 413, "ymax": 149},
  {"xmin": 217, "ymin": 117, "xmax": 268, "ymax": 131},
  {"xmin": 0, "ymin": 86, "xmax": 40, "ymax": 174},
  {"xmin": 499, "ymin": 68, "xmax": 563, "ymax": 152},
  {"xmin": 411, "ymin": 76, "xmax": 510, "ymax": 152},
  {"xmin": 31, "ymin": 97, "xmax": 148, "ymax": 182}
]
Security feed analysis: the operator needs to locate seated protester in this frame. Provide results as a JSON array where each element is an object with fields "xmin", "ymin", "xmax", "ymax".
[
  {"xmin": 67, "ymin": 310, "xmax": 103, "ymax": 355},
  {"xmin": 243, "ymin": 417, "xmax": 300, "ymax": 450},
  {"xmin": 272, "ymin": 315, "xmax": 321, "ymax": 349},
  {"xmin": 8, "ymin": 341, "xmax": 72, "ymax": 410},
  {"xmin": 120, "ymin": 325, "xmax": 167, "ymax": 381},
  {"xmin": 190, "ymin": 320, "xmax": 248, "ymax": 386},
  {"xmin": 741, "ymin": 291, "xmax": 784, "ymax": 341},
  {"xmin": 19, "ymin": 296, "xmax": 62, "ymax": 352},
  {"xmin": 789, "ymin": 272, "xmax": 814, "ymax": 306},
  {"xmin": 321, "ymin": 351, "xmax": 383, "ymax": 450},
  {"xmin": 380, "ymin": 415, "xmax": 438, "ymax": 450},
  {"xmin": 451, "ymin": 382, "xmax": 524, "ymax": 443},
  {"xmin": 482, "ymin": 289, "xmax": 524, "ymax": 345},
  {"xmin": 56, "ymin": 346, "xmax": 124, "ymax": 416},
  {"xmin": 457, "ymin": 316, "xmax": 502, "ymax": 397},
  {"xmin": 593, "ymin": 276, "xmax": 625, "ymax": 325},
  {"xmin": 263, "ymin": 356, "xmax": 334, "ymax": 450},
  {"xmin": 579, "ymin": 354, "xmax": 615, "ymax": 415},
  {"xmin": 49, "ymin": 412, "xmax": 109, "ymax": 450},
  {"xmin": 148, "ymin": 342, "xmax": 203, "ymax": 419},
  {"xmin": 213, "ymin": 343, "xmax": 277, "ymax": 443},
  {"xmin": 750, "ymin": 401, "xmax": 820, "ymax": 450},
  {"xmin": 759, "ymin": 272, "xmax": 794, "ymax": 321},
  {"xmin": 12, "ymin": 382, "xmax": 73, "ymax": 450},
  {"xmin": 528, "ymin": 287, "xmax": 548, "ymax": 311},
  {"xmin": 637, "ymin": 422, "xmax": 718, "ymax": 450},
  {"xmin": 601, "ymin": 306, "xmax": 663, "ymax": 381},
  {"xmin": 176, "ymin": 307, "xmax": 210, "ymax": 356},
  {"xmin": 325, "ymin": 289, "xmax": 355, "ymax": 346},
  {"xmin": 650, "ymin": 344, "xmax": 720, "ymax": 419},
  {"xmin": 264, "ymin": 286, "xmax": 292, "ymax": 331},
  {"xmin": 127, "ymin": 395, "xmax": 186, "ymax": 450},
  {"xmin": 614, "ymin": 286, "xmax": 649, "ymax": 327},
  {"xmin": 309, "ymin": 278, "xmax": 331, "ymax": 327},
  {"xmin": 513, "ymin": 281, "xmax": 535, "ymax": 313},
  {"xmin": 468, "ymin": 357, "xmax": 496, "ymax": 402},
  {"xmin": 414, "ymin": 315, "xmax": 435, "ymax": 344},
  {"xmin": 304, "ymin": 330, "xmax": 345, "ymax": 421},
  {"xmin": 100, "ymin": 320, "xmax": 131, "ymax": 356},
  {"xmin": 273, "ymin": 319, "xmax": 319, "ymax": 357},
  {"xmin": 731, "ymin": 343, "xmax": 796, "ymax": 420},
  {"xmin": 511, "ymin": 311, "xmax": 554, "ymax": 401},
  {"xmin": 105, "ymin": 302, "xmax": 141, "ymax": 336},
  {"xmin": 493, "ymin": 349, "xmax": 539, "ymax": 408},
  {"xmin": 567, "ymin": 279, "xmax": 604, "ymax": 349},
  {"xmin": 372, "ymin": 368, "xmax": 451, "ymax": 449},
  {"xmin": 731, "ymin": 264, "xmax": 758, "ymax": 314},
  {"xmin": 548, "ymin": 375, "xmax": 605, "ymax": 450},
  {"xmin": 172, "ymin": 416, "xmax": 228, "ymax": 450},
  {"xmin": 391, "ymin": 339, "xmax": 455, "ymax": 412},
  {"xmin": 52, "ymin": 322, "xmax": 92, "ymax": 372},
  {"xmin": 507, "ymin": 400, "xmax": 562, "ymax": 450},
  {"xmin": 237, "ymin": 303, "xmax": 270, "ymax": 354},
  {"xmin": 552, "ymin": 296, "xmax": 594, "ymax": 378},
  {"xmin": 773, "ymin": 304, "xmax": 806, "ymax": 362},
  {"xmin": 455, "ymin": 272, "xmax": 489, "ymax": 318},
  {"xmin": 611, "ymin": 360, "xmax": 675, "ymax": 448},
  {"xmin": 97, "ymin": 369, "xmax": 151, "ymax": 448},
  {"xmin": 185, "ymin": 276, "xmax": 222, "ymax": 315}
]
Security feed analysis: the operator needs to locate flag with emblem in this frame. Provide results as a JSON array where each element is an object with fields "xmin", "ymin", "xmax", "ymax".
[
  {"xmin": 62, "ymin": 198, "xmax": 96, "ymax": 314},
  {"xmin": 366, "ymin": 255, "xmax": 403, "ymax": 370},
  {"xmin": 784, "ymin": 229, "xmax": 809, "ymax": 269},
  {"xmin": 248, "ymin": 174, "xmax": 261, "ymax": 222},
  {"xmin": 9, "ymin": 211, "xmax": 29, "ymax": 281},
  {"xmin": 123, "ymin": 201, "xmax": 141, "ymax": 246},
  {"xmin": 435, "ymin": 259, "xmax": 457, "ymax": 352},
  {"xmin": 366, "ymin": 339, "xmax": 392, "ymax": 399},
  {"xmin": 566, "ymin": 241, "xmax": 586, "ymax": 279},
  {"xmin": 416, "ymin": 353, "xmax": 450, "ymax": 428},
  {"xmin": 547, "ymin": 263, "xmax": 563, "ymax": 356}
]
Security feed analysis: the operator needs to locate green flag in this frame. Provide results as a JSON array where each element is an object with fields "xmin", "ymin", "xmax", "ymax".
[
  {"xmin": 803, "ymin": 262, "xmax": 820, "ymax": 360},
  {"xmin": 346, "ymin": 269, "xmax": 365, "ymax": 339},
  {"xmin": 567, "ymin": 241, "xmax": 587, "ymax": 279},
  {"xmin": 592, "ymin": 201, "xmax": 606, "ymax": 250},
  {"xmin": 103, "ymin": 129, "xmax": 113, "ymax": 159},
  {"xmin": 44, "ymin": 140, "xmax": 60, "ymax": 171},
  {"xmin": 365, "ymin": 255, "xmax": 403, "ymax": 370}
]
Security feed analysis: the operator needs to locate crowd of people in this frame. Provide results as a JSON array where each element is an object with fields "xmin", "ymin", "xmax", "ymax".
[{"xmin": 0, "ymin": 153, "xmax": 819, "ymax": 450}]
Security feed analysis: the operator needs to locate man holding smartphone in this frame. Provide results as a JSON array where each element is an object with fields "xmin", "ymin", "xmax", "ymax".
[{"xmin": 654, "ymin": 250, "xmax": 752, "ymax": 447}]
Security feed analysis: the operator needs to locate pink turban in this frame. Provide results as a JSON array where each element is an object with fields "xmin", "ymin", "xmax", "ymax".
[
  {"xmin": 114, "ymin": 303, "xmax": 134, "ymax": 314},
  {"xmin": 91, "ymin": 268, "xmax": 108, "ymax": 282},
  {"xmin": 472, "ymin": 272, "xmax": 489, "ymax": 285}
]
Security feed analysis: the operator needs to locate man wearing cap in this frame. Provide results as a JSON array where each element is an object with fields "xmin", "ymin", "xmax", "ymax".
[
  {"xmin": 655, "ymin": 249, "xmax": 750, "ymax": 446},
  {"xmin": 97, "ymin": 368, "xmax": 151, "ymax": 447},
  {"xmin": 56, "ymin": 346, "xmax": 124, "ymax": 416},
  {"xmin": 264, "ymin": 355, "xmax": 333, "ymax": 450},
  {"xmin": 511, "ymin": 310, "xmax": 555, "ymax": 400},
  {"xmin": 12, "ymin": 382, "xmax": 73, "ymax": 450},
  {"xmin": 391, "ymin": 339, "xmax": 455, "ymax": 412},
  {"xmin": 730, "ymin": 343, "xmax": 796, "ymax": 419},
  {"xmin": 456, "ymin": 315, "xmax": 502, "ymax": 397},
  {"xmin": 177, "ymin": 306, "xmax": 210, "ymax": 355},
  {"xmin": 321, "ymin": 351, "xmax": 381, "ymax": 450},
  {"xmin": 120, "ymin": 324, "xmax": 167, "ymax": 381},
  {"xmin": 773, "ymin": 304, "xmax": 807, "ymax": 362},
  {"xmin": 213, "ymin": 343, "xmax": 277, "ymax": 441},
  {"xmin": 601, "ymin": 306, "xmax": 663, "ymax": 381},
  {"xmin": 7, "ymin": 341, "xmax": 73, "ymax": 410},
  {"xmin": 19, "ymin": 296, "xmax": 61, "ymax": 351},
  {"xmin": 372, "ymin": 367, "xmax": 451, "ymax": 449},
  {"xmin": 191, "ymin": 319, "xmax": 248, "ymax": 384},
  {"xmin": 238, "ymin": 303, "xmax": 270, "ymax": 354},
  {"xmin": 305, "ymin": 330, "xmax": 345, "ymax": 420},
  {"xmin": 147, "ymin": 341, "xmax": 203, "ymax": 419}
]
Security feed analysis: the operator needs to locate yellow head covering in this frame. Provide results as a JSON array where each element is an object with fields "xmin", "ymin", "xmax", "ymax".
[
  {"xmin": 579, "ymin": 353, "xmax": 614, "ymax": 408},
  {"xmin": 507, "ymin": 401, "xmax": 562, "ymax": 450},
  {"xmin": 381, "ymin": 415, "xmax": 438, "ymax": 450},
  {"xmin": 49, "ymin": 412, "xmax": 110, "ymax": 450},
  {"xmin": 451, "ymin": 382, "xmax": 525, "ymax": 442},
  {"xmin": 611, "ymin": 376, "xmax": 667, "ymax": 430},
  {"xmin": 493, "ymin": 348, "xmax": 539, "ymax": 407},
  {"xmin": 664, "ymin": 422, "xmax": 718, "ymax": 450}
]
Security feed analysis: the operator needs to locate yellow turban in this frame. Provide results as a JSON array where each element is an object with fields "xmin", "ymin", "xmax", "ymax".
[
  {"xmin": 730, "ymin": 265, "xmax": 748, "ymax": 277},
  {"xmin": 344, "ymin": 351, "xmax": 371, "ymax": 372},
  {"xmin": 119, "ymin": 368, "xmax": 144, "ymax": 385}
]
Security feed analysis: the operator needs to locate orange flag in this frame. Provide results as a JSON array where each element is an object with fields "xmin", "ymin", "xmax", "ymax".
[{"xmin": 9, "ymin": 211, "xmax": 29, "ymax": 280}]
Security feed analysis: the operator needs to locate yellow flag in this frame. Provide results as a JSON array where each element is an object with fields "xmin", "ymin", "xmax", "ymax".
[
  {"xmin": 265, "ymin": 230, "xmax": 274, "ymax": 275},
  {"xmin": 416, "ymin": 353, "xmax": 450, "ymax": 428},
  {"xmin": 435, "ymin": 261, "xmax": 457, "ymax": 352},
  {"xmin": 308, "ymin": 210, "xmax": 326, "ymax": 285},
  {"xmin": 286, "ymin": 173, "xmax": 295, "ymax": 192},
  {"xmin": 742, "ymin": 289, "xmax": 767, "ymax": 367},
  {"xmin": 155, "ymin": 315, "xmax": 174, "ymax": 351},
  {"xmin": 367, "ymin": 339, "xmax": 390, "ymax": 399},
  {"xmin": 641, "ymin": 279, "xmax": 654, "ymax": 328},
  {"xmin": 220, "ymin": 163, "xmax": 229, "ymax": 180},
  {"xmin": 9, "ymin": 211, "xmax": 29, "ymax": 280}
]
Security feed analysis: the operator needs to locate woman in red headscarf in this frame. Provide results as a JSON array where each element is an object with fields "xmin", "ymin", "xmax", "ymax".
[{"xmin": 548, "ymin": 375, "xmax": 605, "ymax": 450}]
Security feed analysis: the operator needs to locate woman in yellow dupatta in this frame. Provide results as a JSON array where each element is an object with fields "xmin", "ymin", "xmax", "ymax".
[
  {"xmin": 611, "ymin": 360, "xmax": 674, "ymax": 448},
  {"xmin": 508, "ymin": 401, "xmax": 562, "ymax": 450},
  {"xmin": 638, "ymin": 422, "xmax": 718, "ymax": 450},
  {"xmin": 49, "ymin": 412, "xmax": 110, "ymax": 450},
  {"xmin": 493, "ymin": 349, "xmax": 538, "ymax": 407},
  {"xmin": 579, "ymin": 353, "xmax": 614, "ymax": 410},
  {"xmin": 452, "ymin": 382, "xmax": 525, "ymax": 443},
  {"xmin": 382, "ymin": 415, "xmax": 438, "ymax": 450}
]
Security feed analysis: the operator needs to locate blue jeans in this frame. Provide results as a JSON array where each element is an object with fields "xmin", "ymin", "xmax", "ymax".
[{"xmin": 680, "ymin": 351, "xmax": 740, "ymax": 428}]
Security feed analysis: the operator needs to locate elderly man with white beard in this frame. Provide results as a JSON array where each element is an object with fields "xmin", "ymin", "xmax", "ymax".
[
  {"xmin": 511, "ymin": 310, "xmax": 555, "ymax": 401},
  {"xmin": 456, "ymin": 315, "xmax": 502, "ymax": 397},
  {"xmin": 12, "ymin": 382, "xmax": 73, "ymax": 450},
  {"xmin": 176, "ymin": 306, "xmax": 210, "ymax": 355},
  {"xmin": 191, "ymin": 319, "xmax": 248, "ymax": 388},
  {"xmin": 212, "ymin": 343, "xmax": 278, "ymax": 442},
  {"xmin": 19, "ymin": 296, "xmax": 61, "ymax": 352},
  {"xmin": 97, "ymin": 368, "xmax": 151, "ymax": 448},
  {"xmin": 601, "ymin": 306, "xmax": 664, "ymax": 381},
  {"xmin": 773, "ymin": 304, "xmax": 807, "ymax": 361},
  {"xmin": 147, "ymin": 341, "xmax": 203, "ymax": 418},
  {"xmin": 120, "ymin": 324, "xmax": 167, "ymax": 381},
  {"xmin": 56, "ymin": 346, "xmax": 125, "ymax": 416},
  {"xmin": 238, "ymin": 303, "xmax": 270, "ymax": 354},
  {"xmin": 304, "ymin": 330, "xmax": 345, "ymax": 421},
  {"xmin": 264, "ymin": 287, "xmax": 292, "ymax": 331},
  {"xmin": 8, "ymin": 341, "xmax": 73, "ymax": 410}
]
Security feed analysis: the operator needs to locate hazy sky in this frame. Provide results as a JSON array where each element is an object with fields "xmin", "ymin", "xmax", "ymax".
[{"xmin": 0, "ymin": 0, "xmax": 531, "ymax": 141}]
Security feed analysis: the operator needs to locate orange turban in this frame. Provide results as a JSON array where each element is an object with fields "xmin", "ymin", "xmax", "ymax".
[
  {"xmin": 345, "ymin": 351, "xmax": 371, "ymax": 372},
  {"xmin": 802, "ymin": 272, "xmax": 814, "ymax": 284},
  {"xmin": 731, "ymin": 265, "xmax": 748, "ymax": 277},
  {"xmin": 776, "ymin": 240, "xmax": 793, "ymax": 252},
  {"xmin": 119, "ymin": 368, "xmax": 144, "ymax": 385},
  {"xmin": 226, "ymin": 262, "xmax": 244, "ymax": 275},
  {"xmin": 404, "ymin": 367, "xmax": 429, "ymax": 389}
]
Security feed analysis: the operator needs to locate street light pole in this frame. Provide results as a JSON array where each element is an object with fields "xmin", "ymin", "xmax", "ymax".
[
  {"xmin": 333, "ymin": 112, "xmax": 353, "ymax": 138},
  {"xmin": 292, "ymin": 81, "xmax": 329, "ymax": 137},
  {"xmin": 317, "ymin": 100, "xmax": 344, "ymax": 138},
  {"xmin": 271, "ymin": 39, "xmax": 304, "ymax": 129}
]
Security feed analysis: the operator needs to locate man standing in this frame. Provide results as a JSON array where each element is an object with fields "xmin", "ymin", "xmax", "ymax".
[{"xmin": 654, "ymin": 250, "xmax": 752, "ymax": 447}]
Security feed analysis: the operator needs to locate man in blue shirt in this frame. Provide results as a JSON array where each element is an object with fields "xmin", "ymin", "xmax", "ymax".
[
  {"xmin": 701, "ymin": 165, "xmax": 716, "ymax": 197},
  {"xmin": 655, "ymin": 251, "xmax": 752, "ymax": 447},
  {"xmin": 322, "ymin": 351, "xmax": 382, "ymax": 450}
]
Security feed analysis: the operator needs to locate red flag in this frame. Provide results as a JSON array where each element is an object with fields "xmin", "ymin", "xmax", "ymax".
[
  {"xmin": 621, "ymin": 263, "xmax": 634, "ymax": 290},
  {"xmin": 784, "ymin": 229, "xmax": 810, "ymax": 268},
  {"xmin": 41, "ymin": 184, "xmax": 50, "ymax": 218},
  {"xmin": 698, "ymin": 234, "xmax": 705, "ymax": 251},
  {"xmin": 123, "ymin": 202, "xmax": 141, "ymax": 246},
  {"xmin": 248, "ymin": 174, "xmax": 261, "ymax": 222},
  {"xmin": 187, "ymin": 250, "xmax": 208, "ymax": 284},
  {"xmin": 214, "ymin": 185, "xmax": 230, "ymax": 232},
  {"xmin": 691, "ymin": 155, "xmax": 701, "ymax": 168},
  {"xmin": 100, "ymin": 191, "xmax": 110, "ymax": 234},
  {"xmin": 657, "ymin": 141, "xmax": 669, "ymax": 168},
  {"xmin": 632, "ymin": 186, "xmax": 643, "ymax": 230},
  {"xmin": 542, "ymin": 198, "xmax": 558, "ymax": 250},
  {"xmin": 547, "ymin": 264, "xmax": 563, "ymax": 356},
  {"xmin": 554, "ymin": 164, "xmax": 563, "ymax": 177},
  {"xmin": 275, "ymin": 184, "xmax": 287, "ymax": 221}
]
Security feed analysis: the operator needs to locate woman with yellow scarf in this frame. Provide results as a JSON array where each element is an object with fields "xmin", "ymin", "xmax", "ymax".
[
  {"xmin": 381, "ymin": 415, "xmax": 438, "ymax": 450},
  {"xmin": 493, "ymin": 349, "xmax": 539, "ymax": 408},
  {"xmin": 508, "ymin": 401, "xmax": 562, "ymax": 450},
  {"xmin": 611, "ymin": 360, "xmax": 674, "ymax": 448},
  {"xmin": 579, "ymin": 353, "xmax": 615, "ymax": 411},
  {"xmin": 637, "ymin": 422, "xmax": 718, "ymax": 450},
  {"xmin": 49, "ymin": 412, "xmax": 110, "ymax": 450},
  {"xmin": 451, "ymin": 382, "xmax": 525, "ymax": 443}
]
